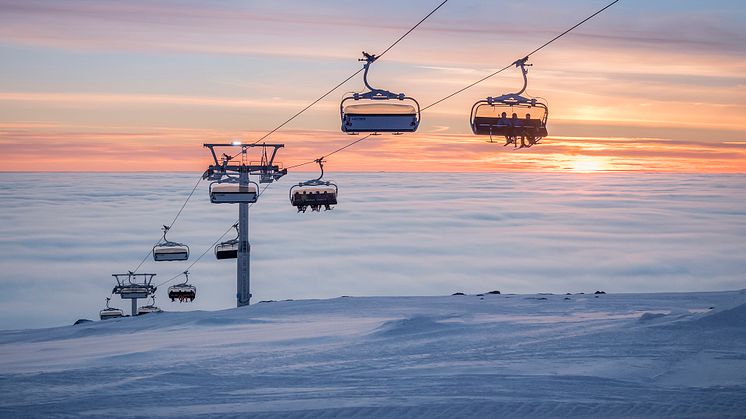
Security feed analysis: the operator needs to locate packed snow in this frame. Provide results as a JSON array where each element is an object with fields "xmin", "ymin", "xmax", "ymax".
[{"xmin": 2, "ymin": 291, "xmax": 746, "ymax": 418}]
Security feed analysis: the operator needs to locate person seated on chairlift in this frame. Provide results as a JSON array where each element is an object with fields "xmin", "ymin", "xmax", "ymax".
[
  {"xmin": 497, "ymin": 112, "xmax": 509, "ymax": 127},
  {"xmin": 519, "ymin": 113, "xmax": 536, "ymax": 148},
  {"xmin": 505, "ymin": 113, "xmax": 521, "ymax": 147}
]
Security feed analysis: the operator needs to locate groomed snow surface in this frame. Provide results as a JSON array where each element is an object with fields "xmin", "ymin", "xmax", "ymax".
[{"xmin": 2, "ymin": 291, "xmax": 746, "ymax": 418}]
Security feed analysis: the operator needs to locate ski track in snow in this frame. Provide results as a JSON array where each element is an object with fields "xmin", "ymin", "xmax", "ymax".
[{"xmin": 2, "ymin": 291, "xmax": 746, "ymax": 418}]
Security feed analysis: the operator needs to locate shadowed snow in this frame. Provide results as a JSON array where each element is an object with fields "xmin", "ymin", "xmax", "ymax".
[{"xmin": 1, "ymin": 292, "xmax": 746, "ymax": 417}]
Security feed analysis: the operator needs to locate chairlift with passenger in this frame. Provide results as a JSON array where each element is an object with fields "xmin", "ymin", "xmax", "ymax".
[
  {"xmin": 153, "ymin": 225, "xmax": 189, "ymax": 261},
  {"xmin": 470, "ymin": 57, "xmax": 549, "ymax": 147},
  {"xmin": 289, "ymin": 158, "xmax": 338, "ymax": 212},
  {"xmin": 340, "ymin": 52, "xmax": 421, "ymax": 134},
  {"xmin": 168, "ymin": 271, "xmax": 197, "ymax": 302}
]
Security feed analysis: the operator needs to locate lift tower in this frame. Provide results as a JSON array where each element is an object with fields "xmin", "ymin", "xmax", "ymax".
[
  {"xmin": 111, "ymin": 272, "xmax": 157, "ymax": 316},
  {"xmin": 203, "ymin": 143, "xmax": 286, "ymax": 307}
]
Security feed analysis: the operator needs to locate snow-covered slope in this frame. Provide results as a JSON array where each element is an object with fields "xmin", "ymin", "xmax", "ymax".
[{"xmin": 2, "ymin": 291, "xmax": 746, "ymax": 418}]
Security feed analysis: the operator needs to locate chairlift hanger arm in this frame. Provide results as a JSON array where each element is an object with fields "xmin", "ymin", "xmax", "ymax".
[
  {"xmin": 351, "ymin": 51, "xmax": 405, "ymax": 101},
  {"xmin": 360, "ymin": 51, "xmax": 378, "ymax": 93},
  {"xmin": 315, "ymin": 158, "xmax": 325, "ymax": 182},
  {"xmin": 512, "ymin": 57, "xmax": 531, "ymax": 97}
]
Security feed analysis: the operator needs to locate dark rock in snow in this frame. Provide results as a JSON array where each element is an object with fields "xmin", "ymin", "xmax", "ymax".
[
  {"xmin": 595, "ymin": 291, "xmax": 606, "ymax": 294},
  {"xmin": 486, "ymin": 290, "xmax": 501, "ymax": 295},
  {"xmin": 74, "ymin": 319, "xmax": 92, "ymax": 325},
  {"xmin": 452, "ymin": 292, "xmax": 466, "ymax": 296},
  {"xmin": 476, "ymin": 294, "xmax": 484, "ymax": 297}
]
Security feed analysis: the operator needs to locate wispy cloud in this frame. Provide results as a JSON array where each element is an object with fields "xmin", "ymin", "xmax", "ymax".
[
  {"xmin": 0, "ymin": 91, "xmax": 329, "ymax": 109},
  {"xmin": 2, "ymin": 126, "xmax": 745, "ymax": 172},
  {"xmin": 0, "ymin": 1, "xmax": 744, "ymax": 173}
]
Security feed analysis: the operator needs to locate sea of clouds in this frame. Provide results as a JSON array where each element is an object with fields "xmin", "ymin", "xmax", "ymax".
[{"xmin": 0, "ymin": 172, "xmax": 744, "ymax": 329}]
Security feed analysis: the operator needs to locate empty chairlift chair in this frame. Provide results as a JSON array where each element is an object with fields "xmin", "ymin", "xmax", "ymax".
[
  {"xmin": 209, "ymin": 178, "xmax": 259, "ymax": 204},
  {"xmin": 168, "ymin": 271, "xmax": 196, "ymax": 302},
  {"xmin": 289, "ymin": 159, "xmax": 338, "ymax": 213},
  {"xmin": 340, "ymin": 52, "xmax": 421, "ymax": 134},
  {"xmin": 99, "ymin": 297, "xmax": 124, "ymax": 320},
  {"xmin": 152, "ymin": 225, "xmax": 189, "ymax": 261},
  {"xmin": 137, "ymin": 296, "xmax": 163, "ymax": 315},
  {"xmin": 215, "ymin": 223, "xmax": 239, "ymax": 260},
  {"xmin": 470, "ymin": 57, "xmax": 549, "ymax": 146}
]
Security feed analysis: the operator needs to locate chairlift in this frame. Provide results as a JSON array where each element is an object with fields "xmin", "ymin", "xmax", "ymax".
[
  {"xmin": 99, "ymin": 297, "xmax": 124, "ymax": 320},
  {"xmin": 153, "ymin": 225, "xmax": 189, "ymax": 261},
  {"xmin": 289, "ymin": 159, "xmax": 338, "ymax": 212},
  {"xmin": 137, "ymin": 295, "xmax": 163, "ymax": 315},
  {"xmin": 209, "ymin": 177, "xmax": 259, "ymax": 204},
  {"xmin": 341, "ymin": 52, "xmax": 421, "ymax": 134},
  {"xmin": 470, "ymin": 57, "xmax": 548, "ymax": 147},
  {"xmin": 168, "ymin": 271, "xmax": 197, "ymax": 302},
  {"xmin": 215, "ymin": 223, "xmax": 239, "ymax": 260}
]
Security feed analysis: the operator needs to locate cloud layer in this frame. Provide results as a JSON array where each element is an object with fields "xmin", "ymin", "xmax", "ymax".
[{"xmin": 0, "ymin": 172, "xmax": 744, "ymax": 329}]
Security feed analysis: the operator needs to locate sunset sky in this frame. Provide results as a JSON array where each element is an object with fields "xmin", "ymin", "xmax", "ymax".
[{"xmin": 1, "ymin": 0, "xmax": 745, "ymax": 172}]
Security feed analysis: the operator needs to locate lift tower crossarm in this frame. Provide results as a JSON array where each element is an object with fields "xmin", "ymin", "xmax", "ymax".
[
  {"xmin": 110, "ymin": 272, "xmax": 157, "ymax": 316},
  {"xmin": 203, "ymin": 143, "xmax": 284, "ymax": 171}
]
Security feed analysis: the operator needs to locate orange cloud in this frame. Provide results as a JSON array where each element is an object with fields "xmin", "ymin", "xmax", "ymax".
[{"xmin": 1, "ymin": 125, "xmax": 744, "ymax": 173}]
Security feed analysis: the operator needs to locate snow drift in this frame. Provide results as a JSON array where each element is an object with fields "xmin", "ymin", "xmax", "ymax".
[{"xmin": 1, "ymin": 291, "xmax": 746, "ymax": 418}]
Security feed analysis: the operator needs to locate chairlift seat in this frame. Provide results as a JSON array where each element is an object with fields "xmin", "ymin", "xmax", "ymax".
[
  {"xmin": 137, "ymin": 305, "xmax": 163, "ymax": 315},
  {"xmin": 153, "ymin": 244, "xmax": 189, "ymax": 261},
  {"xmin": 215, "ymin": 241, "xmax": 238, "ymax": 260},
  {"xmin": 168, "ymin": 283, "xmax": 197, "ymax": 302},
  {"xmin": 210, "ymin": 183, "xmax": 258, "ymax": 204},
  {"xmin": 115, "ymin": 285, "xmax": 152, "ymax": 299},
  {"xmin": 99, "ymin": 308, "xmax": 124, "ymax": 320},
  {"xmin": 342, "ymin": 103, "xmax": 419, "ymax": 133},
  {"xmin": 291, "ymin": 186, "xmax": 338, "ymax": 208}
]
